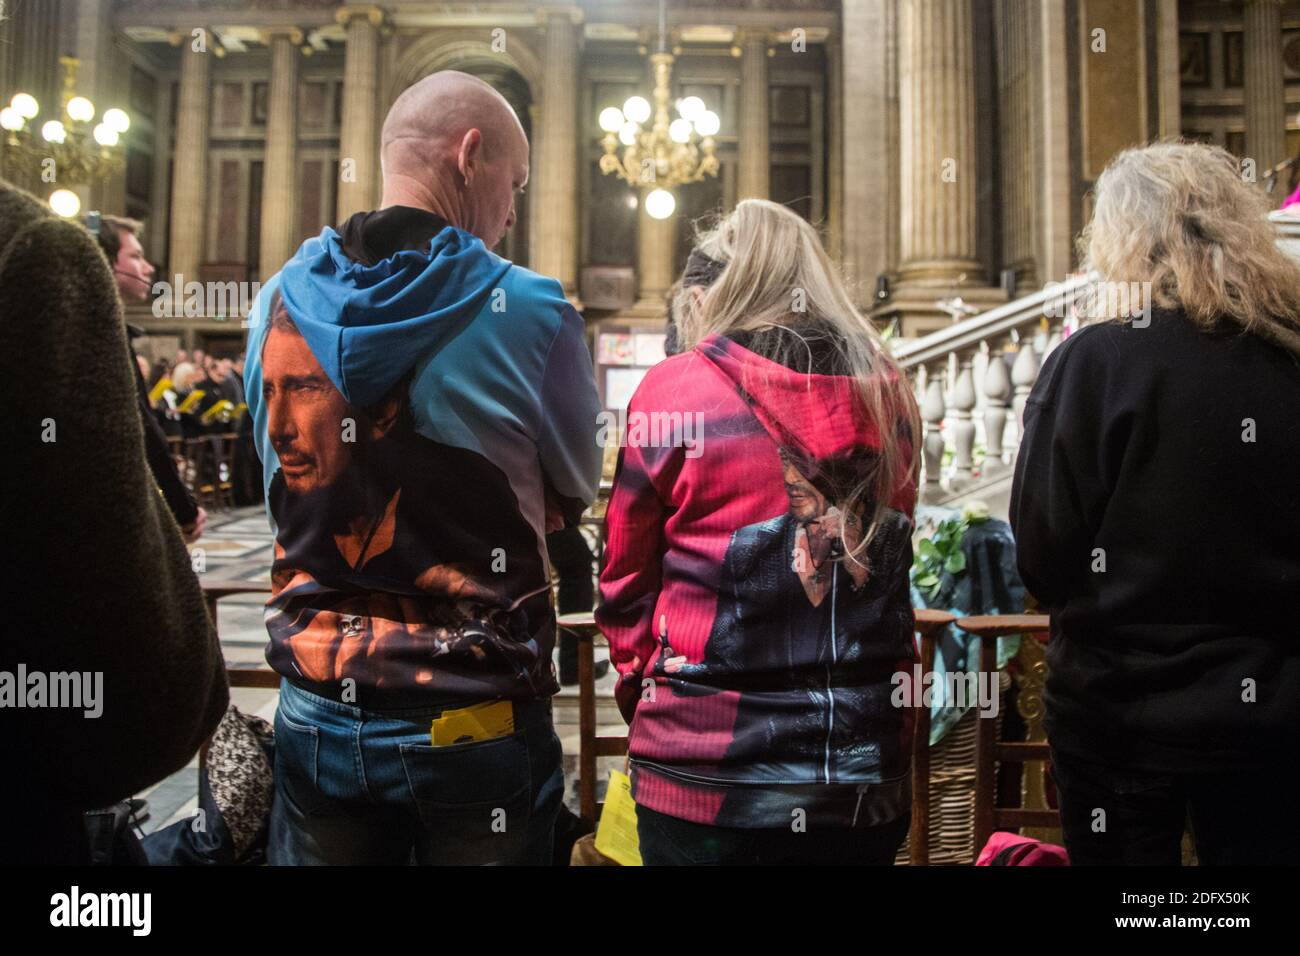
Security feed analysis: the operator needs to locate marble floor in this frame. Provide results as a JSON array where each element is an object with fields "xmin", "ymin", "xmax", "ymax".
[{"xmin": 137, "ymin": 506, "xmax": 627, "ymax": 838}]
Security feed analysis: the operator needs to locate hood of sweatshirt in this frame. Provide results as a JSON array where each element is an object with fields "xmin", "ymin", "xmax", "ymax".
[
  {"xmin": 275, "ymin": 220, "xmax": 512, "ymax": 408},
  {"xmin": 694, "ymin": 332, "xmax": 912, "ymax": 505}
]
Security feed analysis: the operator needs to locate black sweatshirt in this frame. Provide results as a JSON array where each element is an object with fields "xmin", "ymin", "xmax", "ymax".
[{"xmin": 1010, "ymin": 312, "xmax": 1300, "ymax": 773}]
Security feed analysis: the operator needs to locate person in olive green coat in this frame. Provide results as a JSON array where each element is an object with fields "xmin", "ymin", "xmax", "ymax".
[{"xmin": 0, "ymin": 180, "xmax": 229, "ymax": 864}]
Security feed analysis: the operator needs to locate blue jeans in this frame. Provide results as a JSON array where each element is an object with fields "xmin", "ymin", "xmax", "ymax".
[{"xmin": 268, "ymin": 680, "xmax": 564, "ymax": 865}]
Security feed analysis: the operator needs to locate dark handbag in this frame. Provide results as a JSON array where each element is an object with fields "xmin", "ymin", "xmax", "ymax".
[
  {"xmin": 141, "ymin": 705, "xmax": 275, "ymax": 865},
  {"xmin": 84, "ymin": 801, "xmax": 148, "ymax": 865}
]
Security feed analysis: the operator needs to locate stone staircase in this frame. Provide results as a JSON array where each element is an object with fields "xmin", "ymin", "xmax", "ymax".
[
  {"xmin": 888, "ymin": 213, "xmax": 1300, "ymax": 520},
  {"xmin": 889, "ymin": 275, "xmax": 1092, "ymax": 520}
]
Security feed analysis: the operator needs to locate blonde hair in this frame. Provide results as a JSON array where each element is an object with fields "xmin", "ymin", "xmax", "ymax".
[
  {"xmin": 171, "ymin": 361, "xmax": 198, "ymax": 391},
  {"xmin": 675, "ymin": 198, "xmax": 920, "ymax": 562},
  {"xmin": 1081, "ymin": 140, "xmax": 1300, "ymax": 356}
]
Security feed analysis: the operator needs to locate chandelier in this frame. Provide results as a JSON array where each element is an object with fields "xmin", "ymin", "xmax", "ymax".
[
  {"xmin": 598, "ymin": 0, "xmax": 719, "ymax": 220},
  {"xmin": 0, "ymin": 56, "xmax": 131, "ymax": 218}
]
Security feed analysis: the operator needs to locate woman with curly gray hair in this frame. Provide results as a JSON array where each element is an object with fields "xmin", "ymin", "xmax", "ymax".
[{"xmin": 1010, "ymin": 141, "xmax": 1300, "ymax": 865}]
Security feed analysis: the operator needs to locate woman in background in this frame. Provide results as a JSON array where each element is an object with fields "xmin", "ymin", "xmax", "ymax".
[
  {"xmin": 1011, "ymin": 141, "xmax": 1300, "ymax": 865},
  {"xmin": 598, "ymin": 199, "xmax": 921, "ymax": 865}
]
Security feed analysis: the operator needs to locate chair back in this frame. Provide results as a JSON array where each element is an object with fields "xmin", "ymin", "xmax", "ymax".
[{"xmin": 956, "ymin": 614, "xmax": 1057, "ymax": 859}]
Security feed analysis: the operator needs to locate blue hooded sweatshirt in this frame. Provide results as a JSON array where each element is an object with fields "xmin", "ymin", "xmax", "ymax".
[{"xmin": 244, "ymin": 207, "xmax": 601, "ymax": 706}]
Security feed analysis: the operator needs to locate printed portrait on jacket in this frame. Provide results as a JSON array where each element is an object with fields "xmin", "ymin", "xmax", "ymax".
[
  {"xmin": 259, "ymin": 294, "xmax": 549, "ymax": 695},
  {"xmin": 656, "ymin": 443, "xmax": 915, "ymax": 806}
]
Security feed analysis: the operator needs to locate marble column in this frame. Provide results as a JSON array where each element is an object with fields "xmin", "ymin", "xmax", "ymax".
[
  {"xmin": 898, "ymin": 0, "xmax": 982, "ymax": 286},
  {"xmin": 1038, "ymin": 0, "xmax": 1072, "ymax": 284},
  {"xmin": 637, "ymin": 197, "xmax": 675, "ymax": 306},
  {"xmin": 259, "ymin": 28, "xmax": 302, "ymax": 280},
  {"xmin": 840, "ymin": 0, "xmax": 897, "ymax": 310},
  {"xmin": 0, "ymin": 0, "xmax": 61, "ymax": 192},
  {"xmin": 825, "ymin": 34, "xmax": 843, "ymax": 263},
  {"xmin": 75, "ymin": 0, "xmax": 125, "ymax": 214},
  {"xmin": 149, "ymin": 81, "xmax": 174, "ymax": 267},
  {"xmin": 1244, "ymin": 0, "xmax": 1287, "ymax": 177},
  {"xmin": 532, "ymin": 8, "xmax": 582, "ymax": 300},
  {"xmin": 336, "ymin": 5, "xmax": 383, "ymax": 222},
  {"xmin": 737, "ymin": 29, "xmax": 770, "ymax": 201},
  {"xmin": 1156, "ymin": 0, "xmax": 1181, "ymax": 137},
  {"xmin": 995, "ymin": 0, "xmax": 1037, "ymax": 292},
  {"xmin": 168, "ymin": 37, "xmax": 210, "ymax": 283}
]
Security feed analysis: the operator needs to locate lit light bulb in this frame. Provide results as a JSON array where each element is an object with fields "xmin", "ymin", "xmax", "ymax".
[
  {"xmin": 676, "ymin": 96, "xmax": 705, "ymax": 122},
  {"xmin": 102, "ymin": 108, "xmax": 130, "ymax": 133},
  {"xmin": 669, "ymin": 118, "xmax": 692, "ymax": 144},
  {"xmin": 695, "ymin": 110, "xmax": 720, "ymax": 137},
  {"xmin": 622, "ymin": 96, "xmax": 651, "ymax": 125},
  {"xmin": 645, "ymin": 188, "xmax": 675, "ymax": 220},
  {"xmin": 619, "ymin": 122, "xmax": 638, "ymax": 147},
  {"xmin": 41, "ymin": 120, "xmax": 67, "ymax": 144},
  {"xmin": 93, "ymin": 123, "xmax": 119, "ymax": 146},
  {"xmin": 66, "ymin": 96, "xmax": 95, "ymax": 123},
  {"xmin": 598, "ymin": 107, "xmax": 624, "ymax": 133},
  {"xmin": 11, "ymin": 93, "xmax": 39, "ymax": 119},
  {"xmin": 49, "ymin": 189, "xmax": 81, "ymax": 218},
  {"xmin": 0, "ymin": 107, "xmax": 23, "ymax": 131}
]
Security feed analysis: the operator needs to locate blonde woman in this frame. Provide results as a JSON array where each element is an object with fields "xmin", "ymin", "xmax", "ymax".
[
  {"xmin": 1011, "ymin": 141, "xmax": 1300, "ymax": 865},
  {"xmin": 597, "ymin": 200, "xmax": 921, "ymax": 865}
]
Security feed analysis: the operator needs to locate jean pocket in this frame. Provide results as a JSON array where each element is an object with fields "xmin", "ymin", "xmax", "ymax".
[
  {"xmin": 399, "ymin": 733, "xmax": 533, "ymax": 863},
  {"xmin": 273, "ymin": 706, "xmax": 326, "ymax": 817}
]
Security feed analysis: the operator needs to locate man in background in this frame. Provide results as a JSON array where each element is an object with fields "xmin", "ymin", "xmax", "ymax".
[{"xmin": 95, "ymin": 214, "xmax": 205, "ymax": 542}]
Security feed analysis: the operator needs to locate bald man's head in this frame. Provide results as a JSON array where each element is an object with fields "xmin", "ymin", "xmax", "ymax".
[{"xmin": 379, "ymin": 71, "xmax": 529, "ymax": 249}]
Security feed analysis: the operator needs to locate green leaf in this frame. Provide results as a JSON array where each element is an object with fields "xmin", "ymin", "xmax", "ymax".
[
  {"xmin": 918, "ymin": 538, "xmax": 940, "ymax": 559},
  {"xmin": 915, "ymin": 574, "xmax": 940, "ymax": 589},
  {"xmin": 944, "ymin": 551, "xmax": 967, "ymax": 574}
]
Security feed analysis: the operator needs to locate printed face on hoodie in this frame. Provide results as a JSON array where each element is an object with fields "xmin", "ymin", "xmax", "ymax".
[{"xmin": 262, "ymin": 322, "xmax": 354, "ymax": 497}]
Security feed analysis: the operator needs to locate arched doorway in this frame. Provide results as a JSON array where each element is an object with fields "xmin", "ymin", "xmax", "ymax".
[{"xmin": 389, "ymin": 33, "xmax": 543, "ymax": 267}]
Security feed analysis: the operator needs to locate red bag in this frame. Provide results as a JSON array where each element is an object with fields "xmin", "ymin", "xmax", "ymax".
[{"xmin": 976, "ymin": 832, "xmax": 1069, "ymax": 866}]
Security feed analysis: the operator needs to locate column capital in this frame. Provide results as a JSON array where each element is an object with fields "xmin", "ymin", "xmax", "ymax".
[
  {"xmin": 736, "ymin": 27, "xmax": 772, "ymax": 48},
  {"xmin": 261, "ymin": 26, "xmax": 305, "ymax": 46},
  {"xmin": 336, "ymin": 5, "xmax": 386, "ymax": 29},
  {"xmin": 168, "ymin": 27, "xmax": 224, "ymax": 56},
  {"xmin": 536, "ymin": 6, "xmax": 584, "ymax": 27}
]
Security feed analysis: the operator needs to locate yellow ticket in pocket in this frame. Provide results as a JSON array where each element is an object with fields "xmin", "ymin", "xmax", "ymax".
[{"xmin": 430, "ymin": 699, "xmax": 515, "ymax": 746}]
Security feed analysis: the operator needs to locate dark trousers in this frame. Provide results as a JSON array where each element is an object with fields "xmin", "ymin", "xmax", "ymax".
[
  {"xmin": 636, "ymin": 804, "xmax": 909, "ymax": 866},
  {"xmin": 1050, "ymin": 746, "xmax": 1300, "ymax": 865}
]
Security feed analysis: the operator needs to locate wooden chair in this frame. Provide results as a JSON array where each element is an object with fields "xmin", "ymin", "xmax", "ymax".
[
  {"xmin": 199, "ymin": 579, "xmax": 278, "ymax": 771},
  {"xmin": 956, "ymin": 614, "xmax": 1056, "ymax": 859},
  {"xmin": 557, "ymin": 611, "xmax": 627, "ymax": 825},
  {"xmin": 201, "ymin": 579, "xmax": 274, "ymax": 631},
  {"xmin": 908, "ymin": 608, "xmax": 957, "ymax": 865}
]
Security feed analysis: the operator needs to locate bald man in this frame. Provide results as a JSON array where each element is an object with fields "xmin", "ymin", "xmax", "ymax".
[{"xmin": 244, "ymin": 70, "xmax": 602, "ymax": 865}]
